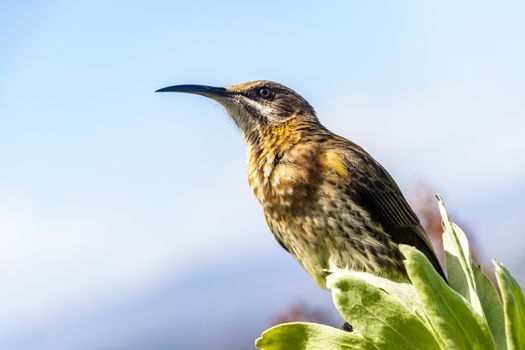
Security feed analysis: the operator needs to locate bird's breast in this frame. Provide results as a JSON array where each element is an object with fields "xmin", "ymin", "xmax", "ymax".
[
  {"xmin": 247, "ymin": 143, "xmax": 322, "ymax": 212},
  {"xmin": 247, "ymin": 143, "xmax": 406, "ymax": 287}
]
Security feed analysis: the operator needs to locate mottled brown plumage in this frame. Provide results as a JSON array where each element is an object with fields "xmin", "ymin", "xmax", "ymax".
[{"xmin": 157, "ymin": 80, "xmax": 446, "ymax": 288}]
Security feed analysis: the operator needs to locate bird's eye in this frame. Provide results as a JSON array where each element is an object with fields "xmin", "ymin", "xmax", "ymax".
[{"xmin": 257, "ymin": 87, "xmax": 273, "ymax": 99}]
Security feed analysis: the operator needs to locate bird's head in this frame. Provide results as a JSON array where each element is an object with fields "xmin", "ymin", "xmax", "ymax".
[{"xmin": 156, "ymin": 80, "xmax": 318, "ymax": 145}]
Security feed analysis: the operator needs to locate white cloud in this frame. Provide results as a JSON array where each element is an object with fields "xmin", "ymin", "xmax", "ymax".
[
  {"xmin": 0, "ymin": 192, "xmax": 177, "ymax": 332},
  {"xmin": 0, "ymin": 174, "xmax": 271, "ymax": 335}
]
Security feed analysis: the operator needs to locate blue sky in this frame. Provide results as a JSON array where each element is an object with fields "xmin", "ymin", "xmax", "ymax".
[{"xmin": 1, "ymin": 1, "xmax": 524, "ymax": 348}]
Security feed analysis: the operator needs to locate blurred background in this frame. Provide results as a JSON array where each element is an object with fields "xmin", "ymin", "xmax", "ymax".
[{"xmin": 1, "ymin": 1, "xmax": 524, "ymax": 349}]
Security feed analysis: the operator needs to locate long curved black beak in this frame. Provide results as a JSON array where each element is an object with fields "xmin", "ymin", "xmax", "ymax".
[{"xmin": 155, "ymin": 84, "xmax": 230, "ymax": 98}]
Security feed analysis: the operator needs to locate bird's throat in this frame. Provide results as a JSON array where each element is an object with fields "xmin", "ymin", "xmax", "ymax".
[{"xmin": 246, "ymin": 119, "xmax": 319, "ymax": 208}]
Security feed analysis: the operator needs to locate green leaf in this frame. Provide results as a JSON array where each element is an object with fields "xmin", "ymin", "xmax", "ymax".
[
  {"xmin": 438, "ymin": 194, "xmax": 505, "ymax": 348},
  {"xmin": 255, "ymin": 322, "xmax": 378, "ymax": 350},
  {"xmin": 437, "ymin": 194, "xmax": 483, "ymax": 315},
  {"xmin": 493, "ymin": 260, "xmax": 525, "ymax": 350},
  {"xmin": 401, "ymin": 245, "xmax": 496, "ymax": 350},
  {"xmin": 340, "ymin": 271, "xmax": 425, "ymax": 320},
  {"xmin": 327, "ymin": 270, "xmax": 439, "ymax": 350},
  {"xmin": 472, "ymin": 263, "xmax": 506, "ymax": 350}
]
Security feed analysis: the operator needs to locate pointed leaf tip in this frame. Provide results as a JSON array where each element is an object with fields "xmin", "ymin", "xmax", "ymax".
[{"xmin": 493, "ymin": 260, "xmax": 525, "ymax": 350}]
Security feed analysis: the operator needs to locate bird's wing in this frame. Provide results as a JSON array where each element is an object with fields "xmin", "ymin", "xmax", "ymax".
[{"xmin": 334, "ymin": 141, "xmax": 446, "ymax": 280}]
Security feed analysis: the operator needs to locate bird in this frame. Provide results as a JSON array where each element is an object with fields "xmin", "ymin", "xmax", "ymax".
[{"xmin": 156, "ymin": 80, "xmax": 446, "ymax": 289}]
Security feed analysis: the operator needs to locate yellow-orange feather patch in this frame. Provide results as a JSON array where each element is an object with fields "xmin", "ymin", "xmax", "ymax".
[{"xmin": 321, "ymin": 150, "xmax": 348, "ymax": 177}]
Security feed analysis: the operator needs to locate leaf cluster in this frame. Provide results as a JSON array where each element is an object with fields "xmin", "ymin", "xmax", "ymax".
[{"xmin": 256, "ymin": 196, "xmax": 525, "ymax": 350}]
